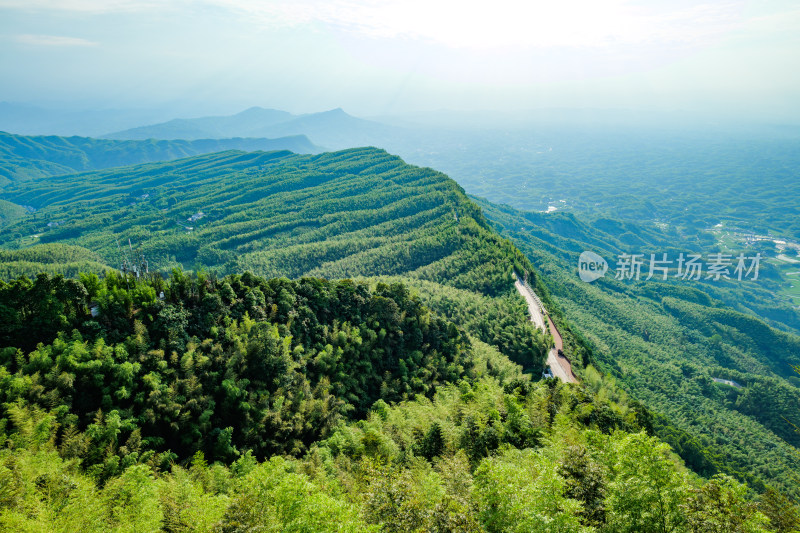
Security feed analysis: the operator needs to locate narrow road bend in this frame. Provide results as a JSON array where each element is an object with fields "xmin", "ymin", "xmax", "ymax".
[{"xmin": 514, "ymin": 277, "xmax": 578, "ymax": 383}]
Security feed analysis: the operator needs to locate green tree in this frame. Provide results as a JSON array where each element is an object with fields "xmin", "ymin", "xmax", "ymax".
[
  {"xmin": 682, "ymin": 475, "xmax": 770, "ymax": 533},
  {"xmin": 604, "ymin": 432, "xmax": 688, "ymax": 533}
]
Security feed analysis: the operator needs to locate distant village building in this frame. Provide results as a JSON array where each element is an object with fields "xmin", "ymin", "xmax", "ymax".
[{"xmin": 188, "ymin": 212, "xmax": 205, "ymax": 222}]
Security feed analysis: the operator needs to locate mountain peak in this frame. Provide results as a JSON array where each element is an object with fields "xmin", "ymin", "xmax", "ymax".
[
  {"xmin": 323, "ymin": 107, "xmax": 348, "ymax": 116},
  {"xmin": 237, "ymin": 106, "xmax": 266, "ymax": 114},
  {"xmin": 234, "ymin": 107, "xmax": 294, "ymax": 120}
]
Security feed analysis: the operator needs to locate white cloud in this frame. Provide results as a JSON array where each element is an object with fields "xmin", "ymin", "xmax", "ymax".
[{"xmin": 15, "ymin": 34, "xmax": 98, "ymax": 46}]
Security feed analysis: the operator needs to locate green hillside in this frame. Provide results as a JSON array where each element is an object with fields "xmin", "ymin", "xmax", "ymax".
[
  {"xmin": 0, "ymin": 148, "xmax": 532, "ymax": 297},
  {"xmin": 0, "ymin": 145, "xmax": 796, "ymax": 530},
  {"xmin": 0, "ymin": 131, "xmax": 320, "ymax": 186},
  {"xmin": 0, "ymin": 146, "xmax": 551, "ymax": 378},
  {"xmin": 0, "ymin": 198, "xmax": 27, "ymax": 225},
  {"xmin": 0, "ymin": 243, "xmax": 110, "ymax": 279},
  {"xmin": 478, "ymin": 198, "xmax": 800, "ymax": 498},
  {"xmin": 0, "ymin": 271, "xmax": 785, "ymax": 531}
]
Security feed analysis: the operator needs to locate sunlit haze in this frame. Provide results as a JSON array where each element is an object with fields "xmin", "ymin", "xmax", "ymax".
[{"xmin": 1, "ymin": 0, "xmax": 799, "ymax": 122}]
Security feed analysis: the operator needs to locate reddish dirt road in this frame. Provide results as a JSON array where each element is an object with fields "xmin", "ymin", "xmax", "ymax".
[{"xmin": 514, "ymin": 278, "xmax": 577, "ymax": 383}]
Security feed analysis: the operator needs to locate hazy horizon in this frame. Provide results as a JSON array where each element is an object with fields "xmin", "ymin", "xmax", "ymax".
[{"xmin": 1, "ymin": 0, "xmax": 799, "ymax": 125}]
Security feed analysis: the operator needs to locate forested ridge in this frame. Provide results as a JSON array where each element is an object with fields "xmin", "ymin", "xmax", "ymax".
[
  {"xmin": 0, "ymin": 148, "xmax": 532, "ymax": 298},
  {"xmin": 479, "ymin": 198, "xmax": 800, "ymax": 501},
  {"xmin": 0, "ymin": 271, "xmax": 492, "ymax": 468},
  {"xmin": 0, "ymin": 130, "xmax": 319, "ymax": 188},
  {"xmin": 0, "ymin": 145, "xmax": 796, "ymax": 530},
  {"xmin": 0, "ymin": 271, "xmax": 795, "ymax": 531},
  {"xmin": 0, "ymin": 243, "xmax": 111, "ymax": 280}
]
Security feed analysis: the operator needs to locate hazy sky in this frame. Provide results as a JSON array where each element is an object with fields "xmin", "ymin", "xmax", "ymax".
[{"xmin": 1, "ymin": 0, "xmax": 798, "ymax": 121}]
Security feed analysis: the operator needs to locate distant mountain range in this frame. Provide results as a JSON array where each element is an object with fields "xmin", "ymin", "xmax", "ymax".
[
  {"xmin": 0, "ymin": 103, "xmax": 403, "ymax": 152},
  {"xmin": 103, "ymin": 107, "xmax": 399, "ymax": 150},
  {"xmin": 0, "ymin": 131, "xmax": 320, "ymax": 187}
]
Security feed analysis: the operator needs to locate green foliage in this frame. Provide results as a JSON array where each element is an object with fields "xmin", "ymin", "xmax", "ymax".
[
  {"xmin": 559, "ymin": 444, "xmax": 607, "ymax": 527},
  {"xmin": 758, "ymin": 488, "xmax": 800, "ymax": 533},
  {"xmin": 0, "ymin": 198, "xmax": 26, "ymax": 226},
  {"xmin": 368, "ymin": 276, "xmax": 548, "ymax": 374},
  {"xmin": 0, "ymin": 272, "xmax": 477, "ymax": 472},
  {"xmin": 479, "ymin": 197, "xmax": 800, "ymax": 499},
  {"xmin": 0, "ymin": 361, "xmax": 779, "ymax": 532},
  {"xmin": 682, "ymin": 475, "xmax": 771, "ymax": 533},
  {"xmin": 603, "ymin": 432, "xmax": 689, "ymax": 533},
  {"xmin": 218, "ymin": 457, "xmax": 372, "ymax": 532},
  {"xmin": 0, "ymin": 148, "xmax": 531, "ymax": 299},
  {"xmin": 0, "ymin": 244, "xmax": 110, "ymax": 279},
  {"xmin": 474, "ymin": 448, "xmax": 586, "ymax": 532},
  {"xmin": 0, "ymin": 272, "xmax": 89, "ymax": 352},
  {"xmin": 0, "ymin": 137, "xmax": 793, "ymax": 531},
  {"xmin": 0, "ymin": 130, "xmax": 319, "ymax": 185}
]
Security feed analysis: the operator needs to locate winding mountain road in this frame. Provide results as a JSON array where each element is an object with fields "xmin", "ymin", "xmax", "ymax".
[{"xmin": 514, "ymin": 277, "xmax": 578, "ymax": 384}]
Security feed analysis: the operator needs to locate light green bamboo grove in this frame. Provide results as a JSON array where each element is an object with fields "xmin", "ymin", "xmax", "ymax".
[{"xmin": 0, "ymin": 272, "xmax": 794, "ymax": 531}]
